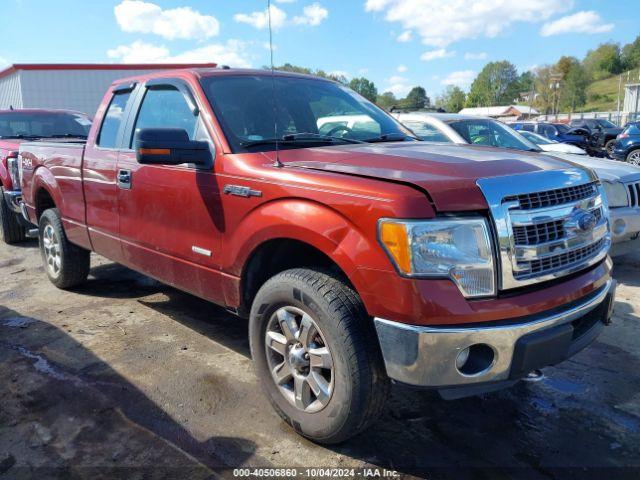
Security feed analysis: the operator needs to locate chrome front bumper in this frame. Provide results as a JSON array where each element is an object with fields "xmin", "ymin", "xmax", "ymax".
[
  {"xmin": 374, "ymin": 279, "xmax": 615, "ymax": 393},
  {"xmin": 2, "ymin": 189, "xmax": 22, "ymax": 214},
  {"xmin": 610, "ymin": 206, "xmax": 640, "ymax": 256}
]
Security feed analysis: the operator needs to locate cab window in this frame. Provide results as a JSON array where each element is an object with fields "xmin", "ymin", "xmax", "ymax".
[
  {"xmin": 97, "ymin": 91, "xmax": 132, "ymax": 148},
  {"xmin": 131, "ymin": 87, "xmax": 201, "ymax": 147}
]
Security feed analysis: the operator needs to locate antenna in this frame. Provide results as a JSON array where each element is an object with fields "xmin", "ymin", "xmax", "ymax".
[{"xmin": 267, "ymin": 0, "xmax": 283, "ymax": 168}]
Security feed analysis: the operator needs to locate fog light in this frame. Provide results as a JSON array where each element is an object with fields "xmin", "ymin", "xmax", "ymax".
[
  {"xmin": 456, "ymin": 347, "xmax": 470, "ymax": 370},
  {"xmin": 456, "ymin": 344, "xmax": 495, "ymax": 376},
  {"xmin": 613, "ymin": 218, "xmax": 626, "ymax": 235}
]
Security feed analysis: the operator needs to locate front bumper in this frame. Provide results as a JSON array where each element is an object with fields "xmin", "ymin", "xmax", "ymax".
[
  {"xmin": 610, "ymin": 206, "xmax": 640, "ymax": 256},
  {"xmin": 2, "ymin": 189, "xmax": 22, "ymax": 214},
  {"xmin": 374, "ymin": 279, "xmax": 615, "ymax": 396}
]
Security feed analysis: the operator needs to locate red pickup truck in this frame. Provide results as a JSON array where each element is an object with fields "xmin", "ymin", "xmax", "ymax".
[
  {"xmin": 0, "ymin": 109, "xmax": 91, "ymax": 243},
  {"xmin": 19, "ymin": 68, "xmax": 616, "ymax": 443}
]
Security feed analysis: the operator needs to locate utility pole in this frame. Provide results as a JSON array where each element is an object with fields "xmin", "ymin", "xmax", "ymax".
[{"xmin": 616, "ymin": 74, "xmax": 622, "ymax": 126}]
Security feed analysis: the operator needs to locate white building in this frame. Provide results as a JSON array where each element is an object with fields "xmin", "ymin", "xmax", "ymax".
[
  {"xmin": 0, "ymin": 63, "xmax": 217, "ymax": 116},
  {"xmin": 458, "ymin": 105, "xmax": 539, "ymax": 122}
]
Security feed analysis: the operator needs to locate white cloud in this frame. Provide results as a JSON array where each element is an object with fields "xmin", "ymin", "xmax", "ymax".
[
  {"xmin": 328, "ymin": 70, "xmax": 350, "ymax": 79},
  {"xmin": 293, "ymin": 3, "xmax": 328, "ymax": 26},
  {"xmin": 114, "ymin": 1, "xmax": 219, "ymax": 40},
  {"xmin": 464, "ymin": 52, "xmax": 487, "ymax": 60},
  {"xmin": 384, "ymin": 75, "xmax": 413, "ymax": 97},
  {"xmin": 358, "ymin": 68, "xmax": 370, "ymax": 74},
  {"xmin": 234, "ymin": 5, "xmax": 287, "ymax": 30},
  {"xmin": 0, "ymin": 56, "xmax": 8, "ymax": 68},
  {"xmin": 107, "ymin": 40, "xmax": 251, "ymax": 68},
  {"xmin": 540, "ymin": 11, "xmax": 613, "ymax": 36},
  {"xmin": 365, "ymin": 0, "xmax": 570, "ymax": 47},
  {"xmin": 397, "ymin": 30, "xmax": 412, "ymax": 42},
  {"xmin": 397, "ymin": 64, "xmax": 407, "ymax": 73},
  {"xmin": 441, "ymin": 70, "xmax": 476, "ymax": 88},
  {"xmin": 420, "ymin": 48, "xmax": 455, "ymax": 61}
]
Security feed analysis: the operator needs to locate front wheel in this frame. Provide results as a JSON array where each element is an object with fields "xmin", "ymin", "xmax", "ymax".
[
  {"xmin": 627, "ymin": 149, "xmax": 640, "ymax": 166},
  {"xmin": 39, "ymin": 208, "xmax": 90, "ymax": 289},
  {"xmin": 249, "ymin": 268, "xmax": 389, "ymax": 444}
]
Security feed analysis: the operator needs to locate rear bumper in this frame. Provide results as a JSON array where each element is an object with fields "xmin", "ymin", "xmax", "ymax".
[{"xmin": 374, "ymin": 278, "xmax": 615, "ymax": 395}]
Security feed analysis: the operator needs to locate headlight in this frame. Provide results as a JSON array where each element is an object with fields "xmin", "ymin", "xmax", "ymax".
[
  {"xmin": 379, "ymin": 217, "xmax": 496, "ymax": 298},
  {"xmin": 7, "ymin": 156, "xmax": 20, "ymax": 189},
  {"xmin": 603, "ymin": 181, "xmax": 628, "ymax": 208}
]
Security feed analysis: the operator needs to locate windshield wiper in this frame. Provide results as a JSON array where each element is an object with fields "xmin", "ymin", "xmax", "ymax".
[
  {"xmin": 240, "ymin": 133, "xmax": 363, "ymax": 148},
  {"xmin": 0, "ymin": 134, "xmax": 41, "ymax": 140},
  {"xmin": 362, "ymin": 133, "xmax": 420, "ymax": 143},
  {"xmin": 46, "ymin": 134, "xmax": 88, "ymax": 139}
]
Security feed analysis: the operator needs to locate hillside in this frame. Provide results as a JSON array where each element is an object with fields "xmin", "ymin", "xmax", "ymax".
[{"xmin": 581, "ymin": 68, "xmax": 640, "ymax": 112}]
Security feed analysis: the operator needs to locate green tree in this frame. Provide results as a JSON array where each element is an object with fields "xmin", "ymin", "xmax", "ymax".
[
  {"xmin": 435, "ymin": 85, "xmax": 466, "ymax": 112},
  {"xmin": 348, "ymin": 77, "xmax": 378, "ymax": 103},
  {"xmin": 583, "ymin": 43, "xmax": 623, "ymax": 80},
  {"xmin": 376, "ymin": 91, "xmax": 397, "ymax": 110},
  {"xmin": 559, "ymin": 62, "xmax": 589, "ymax": 111},
  {"xmin": 403, "ymin": 86, "xmax": 430, "ymax": 109},
  {"xmin": 622, "ymin": 35, "xmax": 640, "ymax": 70},
  {"xmin": 466, "ymin": 61, "xmax": 519, "ymax": 107}
]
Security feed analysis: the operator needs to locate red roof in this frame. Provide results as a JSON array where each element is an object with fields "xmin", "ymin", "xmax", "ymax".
[{"xmin": 0, "ymin": 63, "xmax": 218, "ymax": 81}]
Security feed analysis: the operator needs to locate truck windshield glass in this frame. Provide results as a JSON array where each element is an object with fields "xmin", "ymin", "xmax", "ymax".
[
  {"xmin": 200, "ymin": 74, "xmax": 413, "ymax": 152},
  {"xmin": 0, "ymin": 112, "xmax": 91, "ymax": 139},
  {"xmin": 447, "ymin": 119, "xmax": 541, "ymax": 152}
]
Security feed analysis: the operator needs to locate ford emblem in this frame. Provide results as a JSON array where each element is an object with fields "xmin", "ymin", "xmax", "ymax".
[{"xmin": 576, "ymin": 211, "xmax": 597, "ymax": 233}]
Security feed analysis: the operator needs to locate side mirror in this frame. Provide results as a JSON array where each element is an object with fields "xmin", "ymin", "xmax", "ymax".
[{"xmin": 135, "ymin": 128, "xmax": 211, "ymax": 166}]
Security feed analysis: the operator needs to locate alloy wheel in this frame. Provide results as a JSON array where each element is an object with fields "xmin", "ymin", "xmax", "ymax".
[
  {"xmin": 265, "ymin": 306, "xmax": 335, "ymax": 413},
  {"xmin": 42, "ymin": 224, "xmax": 61, "ymax": 278},
  {"xmin": 629, "ymin": 150, "xmax": 640, "ymax": 166}
]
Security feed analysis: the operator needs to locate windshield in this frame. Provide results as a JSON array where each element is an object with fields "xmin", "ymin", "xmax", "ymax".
[
  {"xmin": 520, "ymin": 130, "xmax": 554, "ymax": 145},
  {"xmin": 446, "ymin": 118, "xmax": 541, "ymax": 152},
  {"xmin": 555, "ymin": 124, "xmax": 570, "ymax": 134},
  {"xmin": 596, "ymin": 119, "xmax": 617, "ymax": 129},
  {"xmin": 200, "ymin": 74, "xmax": 414, "ymax": 152},
  {"xmin": 0, "ymin": 112, "xmax": 91, "ymax": 139}
]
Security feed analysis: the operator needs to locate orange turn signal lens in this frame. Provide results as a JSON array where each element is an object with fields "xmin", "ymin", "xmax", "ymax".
[
  {"xmin": 380, "ymin": 221, "xmax": 412, "ymax": 274},
  {"xmin": 139, "ymin": 148, "xmax": 171, "ymax": 155}
]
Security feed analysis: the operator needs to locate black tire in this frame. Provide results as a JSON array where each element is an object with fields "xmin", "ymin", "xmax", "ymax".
[
  {"xmin": 249, "ymin": 268, "xmax": 389, "ymax": 444},
  {"xmin": 0, "ymin": 187, "xmax": 26, "ymax": 244},
  {"xmin": 38, "ymin": 208, "xmax": 90, "ymax": 289},
  {"xmin": 605, "ymin": 139, "xmax": 617, "ymax": 158}
]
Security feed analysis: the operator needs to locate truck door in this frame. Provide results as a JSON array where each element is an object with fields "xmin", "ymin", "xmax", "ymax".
[
  {"xmin": 116, "ymin": 79, "xmax": 225, "ymax": 304},
  {"xmin": 82, "ymin": 84, "xmax": 136, "ymax": 262}
]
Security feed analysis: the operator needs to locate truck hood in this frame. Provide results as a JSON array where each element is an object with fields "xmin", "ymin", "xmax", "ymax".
[
  {"xmin": 281, "ymin": 142, "xmax": 583, "ymax": 211},
  {"xmin": 542, "ymin": 151, "xmax": 640, "ymax": 183}
]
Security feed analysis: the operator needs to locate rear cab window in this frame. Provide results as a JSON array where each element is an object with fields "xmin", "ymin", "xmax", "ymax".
[{"xmin": 97, "ymin": 90, "xmax": 133, "ymax": 149}]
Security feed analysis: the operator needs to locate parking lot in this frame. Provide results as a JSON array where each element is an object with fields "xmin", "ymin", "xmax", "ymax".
[{"xmin": 1, "ymin": 240, "xmax": 639, "ymax": 479}]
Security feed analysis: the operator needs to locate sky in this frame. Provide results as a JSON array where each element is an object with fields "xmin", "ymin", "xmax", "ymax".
[{"xmin": 1, "ymin": 0, "xmax": 639, "ymax": 100}]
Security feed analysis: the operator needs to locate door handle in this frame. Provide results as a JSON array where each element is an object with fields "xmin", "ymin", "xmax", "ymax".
[{"xmin": 118, "ymin": 169, "xmax": 132, "ymax": 189}]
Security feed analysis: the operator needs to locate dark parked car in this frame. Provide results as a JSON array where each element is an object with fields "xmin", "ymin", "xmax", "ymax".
[
  {"xmin": 612, "ymin": 121, "xmax": 640, "ymax": 165},
  {"xmin": 511, "ymin": 122, "xmax": 589, "ymax": 151},
  {"xmin": 569, "ymin": 118, "xmax": 623, "ymax": 157}
]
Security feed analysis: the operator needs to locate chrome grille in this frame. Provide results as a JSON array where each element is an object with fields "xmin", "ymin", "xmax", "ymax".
[
  {"xmin": 513, "ymin": 220, "xmax": 565, "ymax": 245},
  {"xmin": 515, "ymin": 238, "xmax": 606, "ymax": 279},
  {"xmin": 507, "ymin": 183, "xmax": 597, "ymax": 210},
  {"xmin": 477, "ymin": 170, "xmax": 611, "ymax": 290},
  {"xmin": 628, "ymin": 182, "xmax": 640, "ymax": 207}
]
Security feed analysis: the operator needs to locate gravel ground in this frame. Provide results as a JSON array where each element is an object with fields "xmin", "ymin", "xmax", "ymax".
[{"xmin": 0, "ymin": 239, "xmax": 639, "ymax": 479}]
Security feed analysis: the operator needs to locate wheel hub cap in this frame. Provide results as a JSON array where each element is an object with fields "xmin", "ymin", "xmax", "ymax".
[
  {"xmin": 42, "ymin": 224, "xmax": 61, "ymax": 278},
  {"xmin": 265, "ymin": 306, "xmax": 335, "ymax": 413}
]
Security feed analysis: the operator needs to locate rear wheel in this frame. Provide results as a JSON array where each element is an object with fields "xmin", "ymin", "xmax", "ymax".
[
  {"xmin": 39, "ymin": 208, "xmax": 90, "ymax": 289},
  {"xmin": 605, "ymin": 139, "xmax": 617, "ymax": 158},
  {"xmin": 627, "ymin": 149, "xmax": 640, "ymax": 166},
  {"xmin": 0, "ymin": 187, "xmax": 26, "ymax": 245},
  {"xmin": 249, "ymin": 268, "xmax": 389, "ymax": 444}
]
